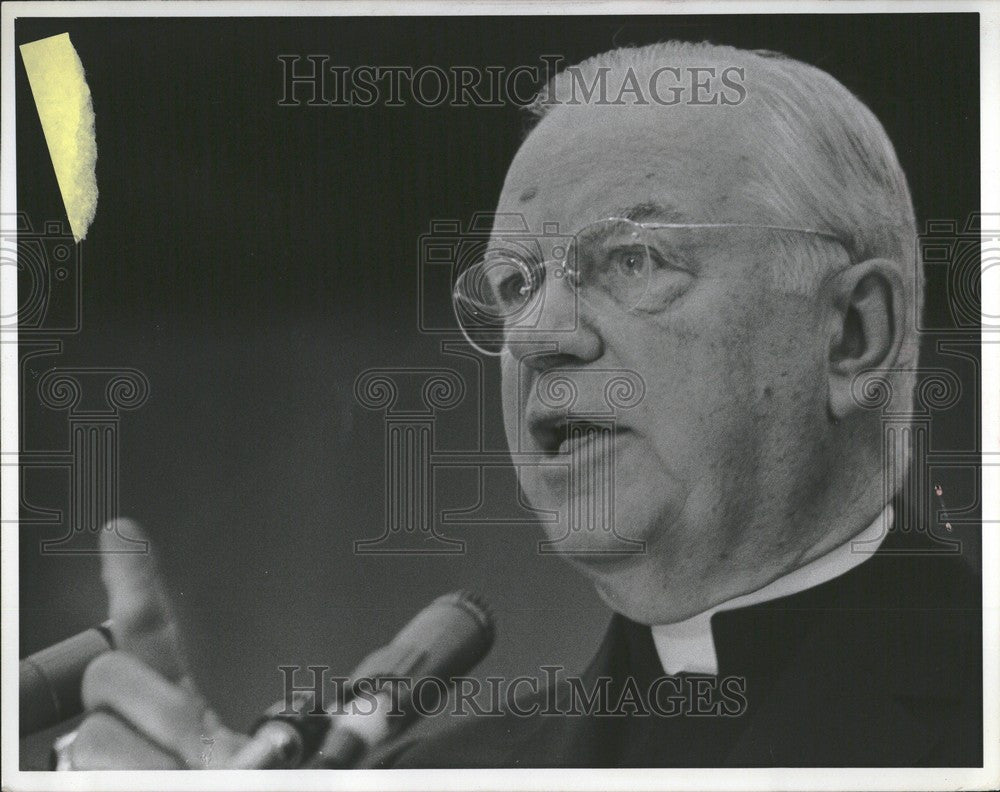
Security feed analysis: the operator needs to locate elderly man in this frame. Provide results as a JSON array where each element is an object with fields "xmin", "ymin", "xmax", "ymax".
[{"xmin": 67, "ymin": 41, "xmax": 980, "ymax": 769}]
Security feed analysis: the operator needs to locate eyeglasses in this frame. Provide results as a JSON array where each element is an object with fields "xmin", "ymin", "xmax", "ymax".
[{"xmin": 452, "ymin": 216, "xmax": 843, "ymax": 356}]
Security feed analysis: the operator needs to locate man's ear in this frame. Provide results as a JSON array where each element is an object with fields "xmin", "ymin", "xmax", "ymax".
[{"xmin": 824, "ymin": 259, "xmax": 905, "ymax": 422}]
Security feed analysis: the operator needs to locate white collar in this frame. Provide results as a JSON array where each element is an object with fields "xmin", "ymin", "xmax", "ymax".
[{"xmin": 650, "ymin": 505, "xmax": 893, "ymax": 675}]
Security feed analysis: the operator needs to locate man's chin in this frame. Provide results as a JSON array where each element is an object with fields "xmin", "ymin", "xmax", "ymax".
[
  {"xmin": 588, "ymin": 564, "xmax": 717, "ymax": 626},
  {"xmin": 536, "ymin": 502, "xmax": 667, "ymax": 564},
  {"xmin": 539, "ymin": 526, "xmax": 649, "ymax": 561},
  {"xmin": 530, "ymin": 476, "xmax": 676, "ymax": 549}
]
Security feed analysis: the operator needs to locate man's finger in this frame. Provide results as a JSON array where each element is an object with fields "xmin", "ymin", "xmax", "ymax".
[
  {"xmin": 71, "ymin": 711, "xmax": 185, "ymax": 770},
  {"xmin": 81, "ymin": 650, "xmax": 210, "ymax": 768},
  {"xmin": 99, "ymin": 519, "xmax": 186, "ymax": 682}
]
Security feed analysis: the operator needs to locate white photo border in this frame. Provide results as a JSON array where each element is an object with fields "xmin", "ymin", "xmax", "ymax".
[{"xmin": 2, "ymin": 2, "xmax": 997, "ymax": 790}]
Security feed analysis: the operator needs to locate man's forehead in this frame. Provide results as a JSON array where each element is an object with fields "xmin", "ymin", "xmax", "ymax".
[{"xmin": 496, "ymin": 103, "xmax": 759, "ymax": 233}]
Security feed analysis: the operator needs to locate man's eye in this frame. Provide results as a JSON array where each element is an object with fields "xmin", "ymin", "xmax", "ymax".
[
  {"xmin": 499, "ymin": 272, "xmax": 527, "ymax": 300},
  {"xmin": 608, "ymin": 245, "xmax": 688, "ymax": 278},
  {"xmin": 612, "ymin": 248, "xmax": 650, "ymax": 279},
  {"xmin": 491, "ymin": 260, "xmax": 536, "ymax": 304}
]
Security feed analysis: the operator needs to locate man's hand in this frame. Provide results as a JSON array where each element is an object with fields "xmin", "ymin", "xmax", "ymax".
[{"xmin": 67, "ymin": 520, "xmax": 249, "ymax": 769}]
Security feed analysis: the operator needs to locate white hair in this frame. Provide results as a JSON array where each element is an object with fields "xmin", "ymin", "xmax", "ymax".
[{"xmin": 527, "ymin": 41, "xmax": 922, "ymax": 424}]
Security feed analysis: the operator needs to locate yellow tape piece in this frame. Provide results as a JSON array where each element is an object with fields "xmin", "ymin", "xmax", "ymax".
[{"xmin": 20, "ymin": 33, "xmax": 98, "ymax": 242}]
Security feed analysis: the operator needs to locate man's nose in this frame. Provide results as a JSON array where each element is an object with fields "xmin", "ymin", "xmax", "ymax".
[{"xmin": 511, "ymin": 263, "xmax": 604, "ymax": 370}]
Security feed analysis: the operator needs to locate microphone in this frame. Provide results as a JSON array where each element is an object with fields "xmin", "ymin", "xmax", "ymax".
[
  {"xmin": 229, "ymin": 590, "xmax": 495, "ymax": 769},
  {"xmin": 19, "ymin": 621, "xmax": 115, "ymax": 736}
]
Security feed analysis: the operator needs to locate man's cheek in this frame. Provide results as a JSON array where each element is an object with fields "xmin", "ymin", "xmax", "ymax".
[{"xmin": 637, "ymin": 362, "xmax": 756, "ymax": 492}]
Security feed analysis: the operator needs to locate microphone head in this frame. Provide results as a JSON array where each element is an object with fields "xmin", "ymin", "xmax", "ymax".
[
  {"xmin": 434, "ymin": 590, "xmax": 495, "ymax": 651},
  {"xmin": 349, "ymin": 590, "xmax": 495, "ymax": 686},
  {"xmin": 268, "ymin": 591, "xmax": 497, "ymax": 768}
]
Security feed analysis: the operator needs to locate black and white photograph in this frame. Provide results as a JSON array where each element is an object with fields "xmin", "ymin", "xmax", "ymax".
[{"xmin": 2, "ymin": 2, "xmax": 998, "ymax": 789}]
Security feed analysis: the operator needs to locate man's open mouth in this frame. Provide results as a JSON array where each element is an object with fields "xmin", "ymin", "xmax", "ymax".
[{"xmin": 530, "ymin": 416, "xmax": 628, "ymax": 457}]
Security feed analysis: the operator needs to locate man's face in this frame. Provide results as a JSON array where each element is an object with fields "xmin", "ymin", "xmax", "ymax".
[{"xmin": 495, "ymin": 101, "xmax": 835, "ymax": 624}]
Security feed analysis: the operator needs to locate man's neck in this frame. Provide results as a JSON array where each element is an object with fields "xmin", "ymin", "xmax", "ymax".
[{"xmin": 650, "ymin": 503, "xmax": 893, "ymax": 675}]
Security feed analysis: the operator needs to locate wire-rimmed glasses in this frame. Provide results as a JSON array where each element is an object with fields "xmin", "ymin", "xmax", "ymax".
[{"xmin": 452, "ymin": 217, "xmax": 843, "ymax": 356}]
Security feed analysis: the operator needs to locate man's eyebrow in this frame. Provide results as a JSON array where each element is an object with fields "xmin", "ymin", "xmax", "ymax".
[
  {"xmin": 613, "ymin": 201, "xmax": 706, "ymax": 272},
  {"xmin": 614, "ymin": 202, "xmax": 687, "ymax": 224}
]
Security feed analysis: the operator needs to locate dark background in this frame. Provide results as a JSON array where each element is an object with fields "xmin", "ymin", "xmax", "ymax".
[{"xmin": 16, "ymin": 12, "xmax": 980, "ymax": 758}]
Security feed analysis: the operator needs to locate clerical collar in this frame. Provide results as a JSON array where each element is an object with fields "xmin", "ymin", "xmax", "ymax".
[{"xmin": 650, "ymin": 505, "xmax": 893, "ymax": 675}]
